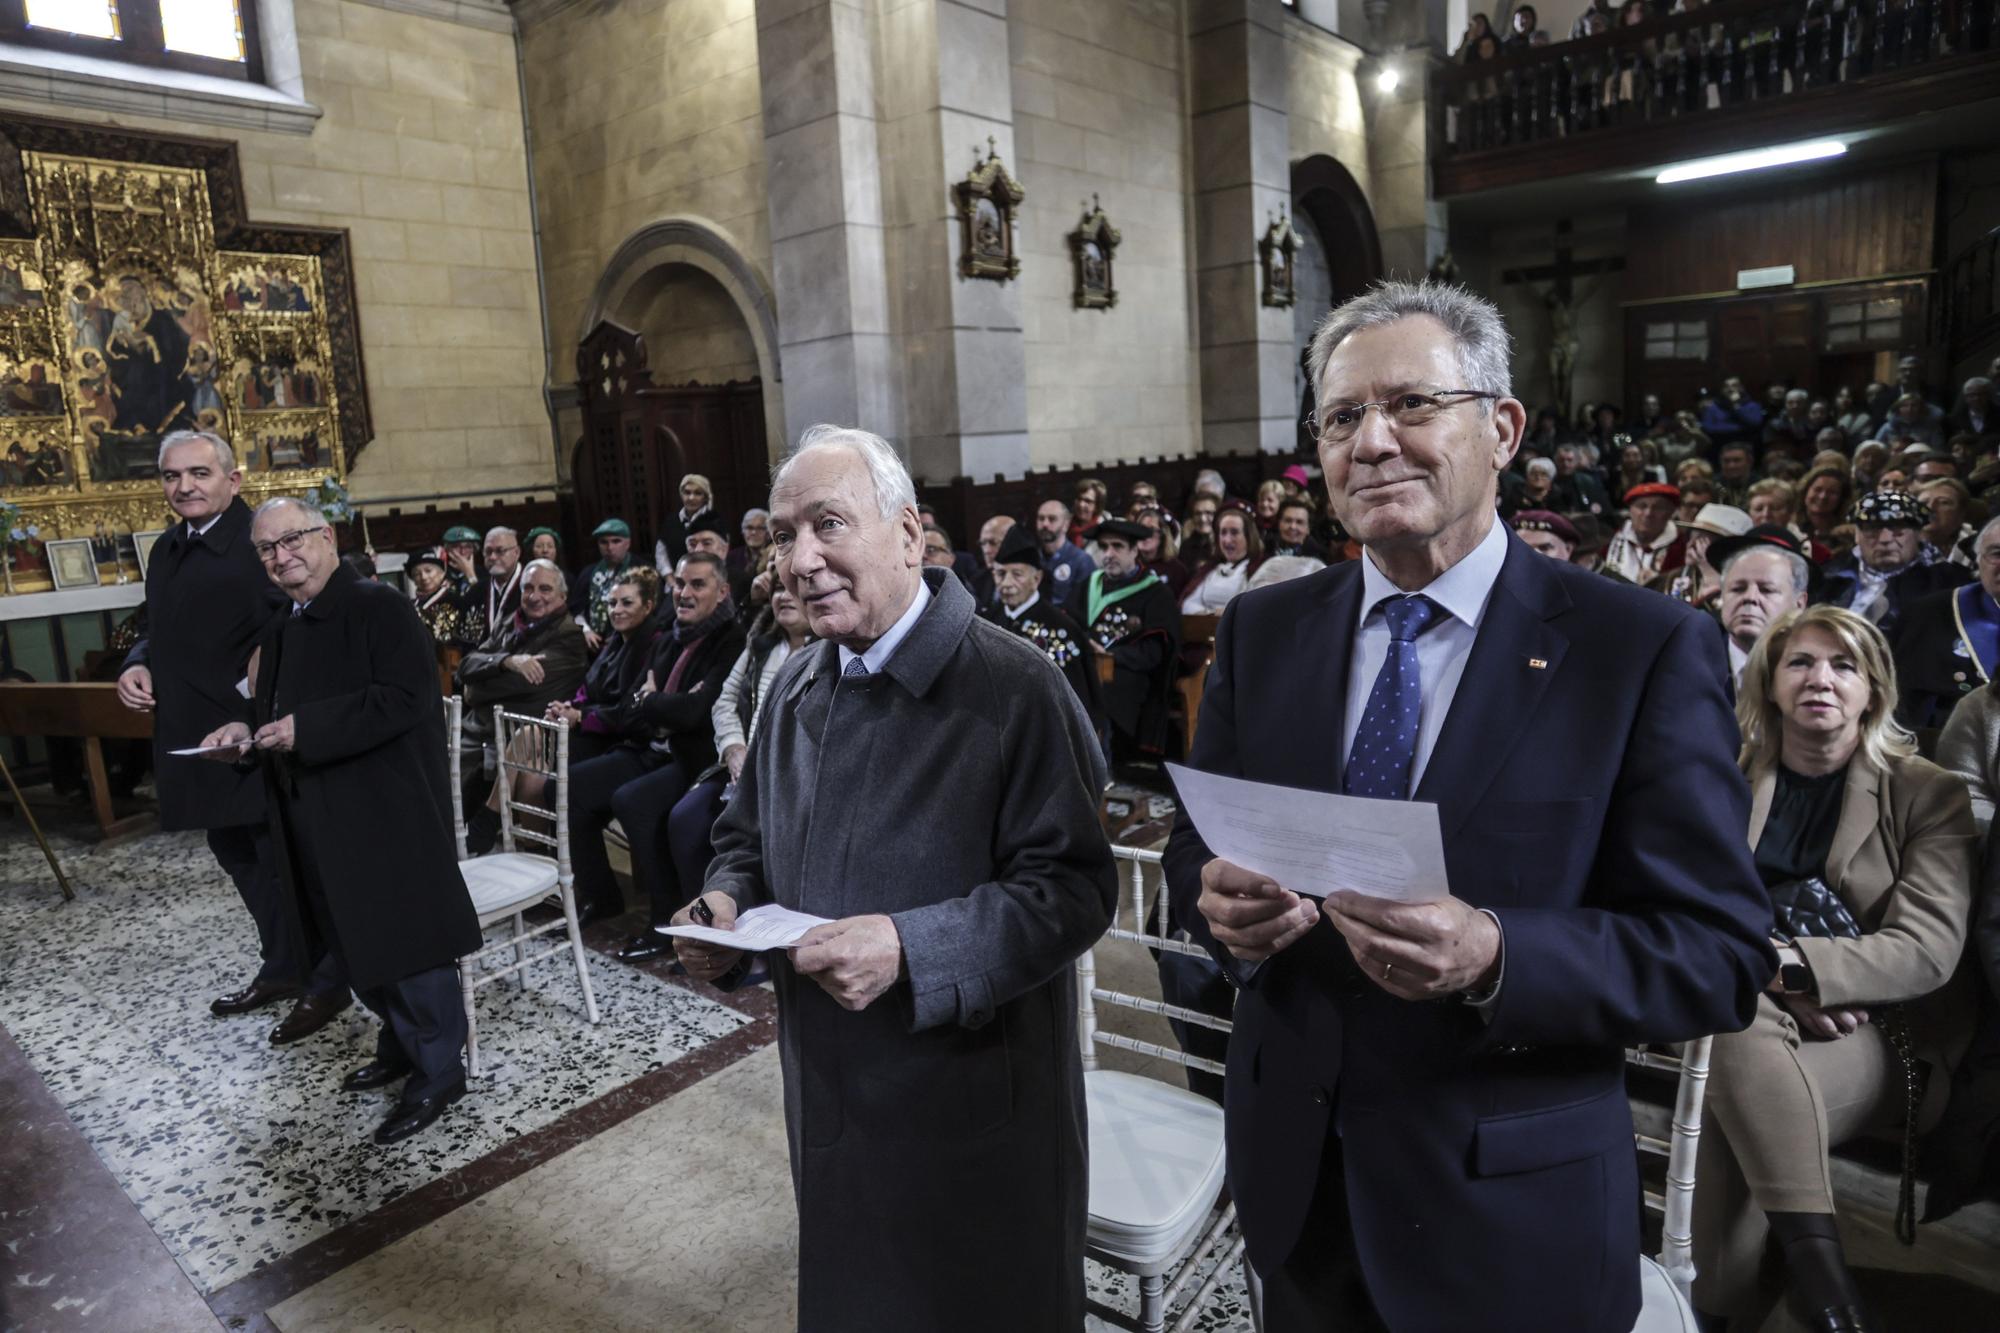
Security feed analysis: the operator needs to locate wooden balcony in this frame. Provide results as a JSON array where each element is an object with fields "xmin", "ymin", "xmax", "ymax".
[{"xmin": 1434, "ymin": 0, "xmax": 2000, "ymax": 198}]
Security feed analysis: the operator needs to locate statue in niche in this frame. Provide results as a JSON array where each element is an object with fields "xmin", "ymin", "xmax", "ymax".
[
  {"xmin": 1260, "ymin": 209, "xmax": 1298, "ymax": 309},
  {"xmin": 954, "ymin": 138, "xmax": 1026, "ymax": 282},
  {"xmin": 1067, "ymin": 195, "xmax": 1121, "ymax": 311}
]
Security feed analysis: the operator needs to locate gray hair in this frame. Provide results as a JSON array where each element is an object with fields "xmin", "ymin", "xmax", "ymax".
[
  {"xmin": 773, "ymin": 423, "xmax": 918, "ymax": 523},
  {"xmin": 254, "ymin": 495, "xmax": 326, "ymax": 529},
  {"xmin": 1192, "ymin": 468, "xmax": 1227, "ymax": 498},
  {"xmin": 484, "ymin": 525, "xmax": 517, "ymax": 544},
  {"xmin": 157, "ymin": 428, "xmax": 236, "ymax": 473},
  {"xmin": 1720, "ymin": 543, "xmax": 1810, "ymax": 597},
  {"xmin": 1967, "ymin": 377, "xmax": 1993, "ymax": 395},
  {"xmin": 741, "ymin": 507, "xmax": 770, "ymax": 530},
  {"xmin": 1525, "ymin": 457, "xmax": 1556, "ymax": 480},
  {"xmin": 1307, "ymin": 279, "xmax": 1511, "ymax": 408},
  {"xmin": 521, "ymin": 557, "xmax": 564, "ymax": 583},
  {"xmin": 1976, "ymin": 514, "xmax": 2000, "ymax": 552},
  {"xmin": 1785, "ymin": 389, "xmax": 1809, "ymax": 405}
]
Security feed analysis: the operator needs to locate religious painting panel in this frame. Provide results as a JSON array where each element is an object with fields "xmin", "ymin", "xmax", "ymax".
[
  {"xmin": 0, "ymin": 113, "xmax": 369, "ymax": 586},
  {"xmin": 955, "ymin": 138, "xmax": 1025, "ymax": 283}
]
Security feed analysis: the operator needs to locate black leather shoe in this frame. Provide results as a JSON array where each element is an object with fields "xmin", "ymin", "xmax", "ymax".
[
  {"xmin": 614, "ymin": 931, "xmax": 674, "ymax": 963},
  {"xmin": 575, "ymin": 899, "xmax": 623, "ymax": 928},
  {"xmin": 342, "ymin": 1056, "xmax": 414, "ymax": 1092},
  {"xmin": 1796, "ymin": 1306, "xmax": 1877, "ymax": 1333},
  {"xmin": 374, "ymin": 1076, "xmax": 466, "ymax": 1145},
  {"xmin": 269, "ymin": 993, "xmax": 351, "ymax": 1045},
  {"xmin": 211, "ymin": 979, "xmax": 301, "ymax": 1017}
]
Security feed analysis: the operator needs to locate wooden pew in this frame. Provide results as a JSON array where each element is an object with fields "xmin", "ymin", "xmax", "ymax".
[
  {"xmin": 1175, "ymin": 613, "xmax": 1222, "ymax": 756},
  {"xmin": 0, "ymin": 682, "xmax": 155, "ymax": 839}
]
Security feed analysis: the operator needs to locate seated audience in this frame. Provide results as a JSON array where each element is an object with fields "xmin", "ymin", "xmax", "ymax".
[
  {"xmin": 1918, "ymin": 476, "xmax": 1976, "ymax": 568},
  {"xmin": 613, "ymin": 585, "xmax": 811, "ymax": 963},
  {"xmin": 1603, "ymin": 481, "xmax": 1685, "ymax": 584},
  {"xmin": 732, "ymin": 508, "xmax": 771, "ymax": 578},
  {"xmin": 1713, "ymin": 526, "xmax": 1813, "ymax": 687},
  {"xmin": 1701, "ymin": 376, "xmax": 1767, "ymax": 448},
  {"xmin": 655, "ymin": 472, "xmax": 713, "ymax": 570},
  {"xmin": 1191, "ymin": 467, "xmax": 1227, "ymax": 501},
  {"xmin": 1947, "ymin": 377, "xmax": 1995, "ymax": 441},
  {"xmin": 1816, "ymin": 490, "xmax": 1971, "ymax": 637},
  {"xmin": 1070, "ymin": 477, "xmax": 1107, "ymax": 546},
  {"xmin": 525, "ymin": 526, "xmax": 563, "ymax": 566},
  {"xmin": 1834, "ymin": 385, "xmax": 1873, "ymax": 445},
  {"xmin": 568, "ymin": 517, "xmax": 635, "ymax": 651},
  {"xmin": 1179, "ymin": 508, "xmax": 1262, "ymax": 614},
  {"xmin": 1136, "ymin": 507, "xmax": 1191, "ymax": 597},
  {"xmin": 1512, "ymin": 509, "xmax": 1579, "ymax": 560},
  {"xmin": 1714, "ymin": 441, "xmax": 1756, "ymax": 509},
  {"xmin": 1654, "ymin": 502, "xmax": 1750, "ymax": 607},
  {"xmin": 1765, "ymin": 389, "xmax": 1817, "ymax": 451},
  {"xmin": 1181, "ymin": 491, "xmax": 1221, "ymax": 569},
  {"xmin": 1612, "ymin": 435, "xmax": 1665, "ymax": 496},
  {"xmin": 455, "ymin": 558, "xmax": 590, "ymax": 812},
  {"xmin": 1517, "ymin": 455, "xmax": 1559, "ymax": 513},
  {"xmin": 1891, "ymin": 516, "xmax": 2000, "ymax": 733},
  {"xmin": 1876, "ymin": 395, "xmax": 1946, "ymax": 450},
  {"xmin": 1677, "ymin": 473, "xmax": 1719, "ymax": 523},
  {"xmin": 1799, "ymin": 463, "xmax": 1857, "ymax": 557},
  {"xmin": 971, "ymin": 514, "xmax": 1016, "ymax": 612},
  {"xmin": 1035, "ymin": 496, "xmax": 1095, "ymax": 599},
  {"xmin": 1694, "ymin": 606, "xmax": 1976, "ymax": 1333},
  {"xmin": 465, "ymin": 567, "xmax": 665, "ymax": 854},
  {"xmin": 442, "ymin": 523, "xmax": 481, "ymax": 597},
  {"xmin": 572, "ymin": 554, "xmax": 744, "ymax": 931},
  {"xmin": 1252, "ymin": 478, "xmax": 1288, "ymax": 545},
  {"xmin": 408, "ymin": 551, "xmax": 460, "ymax": 643},
  {"xmin": 981, "ymin": 524, "xmax": 1103, "ymax": 736},
  {"xmin": 1553, "ymin": 442, "xmax": 1611, "ymax": 515},
  {"xmin": 1267, "ymin": 495, "xmax": 1329, "ymax": 562},
  {"xmin": 1068, "ymin": 518, "xmax": 1179, "ymax": 761}
]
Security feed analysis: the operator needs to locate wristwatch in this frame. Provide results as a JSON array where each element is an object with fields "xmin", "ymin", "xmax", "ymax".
[{"xmin": 1773, "ymin": 941, "xmax": 1813, "ymax": 996}]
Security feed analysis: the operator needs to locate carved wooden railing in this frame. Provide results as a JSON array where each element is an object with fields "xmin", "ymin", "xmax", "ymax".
[
  {"xmin": 1438, "ymin": 0, "xmax": 1998, "ymax": 158},
  {"xmin": 1937, "ymin": 224, "xmax": 2000, "ymax": 363}
]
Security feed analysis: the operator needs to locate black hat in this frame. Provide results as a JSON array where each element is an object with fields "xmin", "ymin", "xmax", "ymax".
[
  {"xmin": 1707, "ymin": 523, "xmax": 1809, "ymax": 569},
  {"xmin": 1849, "ymin": 489, "xmax": 1930, "ymax": 529},
  {"xmin": 993, "ymin": 524, "xmax": 1042, "ymax": 569},
  {"xmin": 409, "ymin": 550, "xmax": 447, "ymax": 572},
  {"xmin": 684, "ymin": 510, "xmax": 732, "ymax": 540},
  {"xmin": 1085, "ymin": 518, "xmax": 1151, "ymax": 544}
]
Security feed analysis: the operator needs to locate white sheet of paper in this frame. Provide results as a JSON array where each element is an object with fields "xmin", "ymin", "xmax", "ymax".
[
  {"xmin": 169, "ymin": 743, "xmax": 248, "ymax": 757},
  {"xmin": 654, "ymin": 903, "xmax": 832, "ymax": 952},
  {"xmin": 1166, "ymin": 763, "xmax": 1449, "ymax": 903}
]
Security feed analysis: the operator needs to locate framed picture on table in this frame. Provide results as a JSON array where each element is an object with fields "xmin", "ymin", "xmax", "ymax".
[
  {"xmin": 47, "ymin": 537, "xmax": 100, "ymax": 591},
  {"xmin": 133, "ymin": 529, "xmax": 166, "ymax": 580}
]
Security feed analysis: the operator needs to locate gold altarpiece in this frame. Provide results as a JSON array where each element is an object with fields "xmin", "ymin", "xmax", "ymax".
[{"xmin": 0, "ymin": 114, "xmax": 370, "ymax": 559}]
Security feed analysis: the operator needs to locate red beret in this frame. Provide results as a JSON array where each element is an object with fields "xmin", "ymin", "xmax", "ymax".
[{"xmin": 1622, "ymin": 481, "xmax": 1681, "ymax": 505}]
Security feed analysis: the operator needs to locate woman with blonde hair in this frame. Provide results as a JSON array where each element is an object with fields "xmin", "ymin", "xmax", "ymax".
[
  {"xmin": 1693, "ymin": 605, "xmax": 1977, "ymax": 1333},
  {"xmin": 655, "ymin": 472, "xmax": 714, "ymax": 570}
]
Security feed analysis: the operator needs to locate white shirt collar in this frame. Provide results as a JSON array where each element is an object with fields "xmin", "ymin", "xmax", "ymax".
[
  {"xmin": 189, "ymin": 512, "xmax": 224, "ymax": 537},
  {"xmin": 1357, "ymin": 516, "xmax": 1509, "ymax": 631},
  {"xmin": 1003, "ymin": 590, "xmax": 1039, "ymax": 621},
  {"xmin": 838, "ymin": 578, "xmax": 933, "ymax": 675}
]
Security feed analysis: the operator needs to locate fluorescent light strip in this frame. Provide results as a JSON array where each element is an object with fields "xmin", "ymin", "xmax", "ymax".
[{"xmin": 1656, "ymin": 140, "xmax": 1846, "ymax": 185}]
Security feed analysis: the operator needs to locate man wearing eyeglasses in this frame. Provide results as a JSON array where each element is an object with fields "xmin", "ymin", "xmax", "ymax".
[
  {"xmin": 200, "ymin": 497, "xmax": 480, "ymax": 1146},
  {"xmin": 454, "ymin": 525, "xmax": 524, "ymax": 647},
  {"xmin": 1163, "ymin": 281, "xmax": 1775, "ymax": 1332},
  {"xmin": 116, "ymin": 430, "xmax": 349, "ymax": 1044}
]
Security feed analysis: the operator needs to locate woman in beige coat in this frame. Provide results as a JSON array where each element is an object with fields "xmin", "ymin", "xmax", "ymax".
[{"xmin": 1693, "ymin": 605, "xmax": 1977, "ymax": 1333}]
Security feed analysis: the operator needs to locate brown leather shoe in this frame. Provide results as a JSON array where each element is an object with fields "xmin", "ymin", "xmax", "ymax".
[
  {"xmin": 211, "ymin": 979, "xmax": 301, "ymax": 1017},
  {"xmin": 269, "ymin": 993, "xmax": 352, "ymax": 1045}
]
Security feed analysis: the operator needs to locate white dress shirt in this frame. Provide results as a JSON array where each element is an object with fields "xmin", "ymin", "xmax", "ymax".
[
  {"xmin": 1338, "ymin": 517, "xmax": 1509, "ymax": 793},
  {"xmin": 1002, "ymin": 591, "xmax": 1039, "ymax": 621},
  {"xmin": 838, "ymin": 579, "xmax": 933, "ymax": 675},
  {"xmin": 1728, "ymin": 638, "xmax": 1750, "ymax": 689},
  {"xmin": 190, "ymin": 512, "xmax": 223, "ymax": 538}
]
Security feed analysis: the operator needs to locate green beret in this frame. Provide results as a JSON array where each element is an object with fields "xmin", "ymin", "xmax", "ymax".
[
  {"xmin": 592, "ymin": 517, "xmax": 631, "ymax": 538},
  {"xmin": 443, "ymin": 525, "xmax": 480, "ymax": 544}
]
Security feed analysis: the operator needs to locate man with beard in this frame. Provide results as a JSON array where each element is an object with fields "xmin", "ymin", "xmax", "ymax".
[
  {"xmin": 1066, "ymin": 517, "xmax": 1180, "ymax": 761},
  {"xmin": 981, "ymin": 523, "xmax": 1102, "ymax": 737},
  {"xmin": 1711, "ymin": 527, "xmax": 1812, "ymax": 688},
  {"xmin": 1034, "ymin": 497, "xmax": 1094, "ymax": 596}
]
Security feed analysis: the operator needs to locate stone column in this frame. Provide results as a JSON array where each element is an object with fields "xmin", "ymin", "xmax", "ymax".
[
  {"xmin": 1367, "ymin": 53, "xmax": 1447, "ymax": 280},
  {"xmin": 1189, "ymin": 0, "xmax": 1297, "ymax": 456},
  {"xmin": 875, "ymin": 0, "xmax": 1029, "ymax": 483},
  {"xmin": 755, "ymin": 0, "xmax": 902, "ymax": 450}
]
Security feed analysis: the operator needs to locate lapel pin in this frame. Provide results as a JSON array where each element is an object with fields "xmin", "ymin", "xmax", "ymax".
[{"xmin": 1527, "ymin": 657, "xmax": 1548, "ymax": 670}]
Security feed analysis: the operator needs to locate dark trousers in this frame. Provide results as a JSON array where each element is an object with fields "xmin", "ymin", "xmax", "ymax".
[
  {"xmin": 206, "ymin": 823, "xmax": 345, "ymax": 999},
  {"xmin": 358, "ymin": 965, "xmax": 467, "ymax": 1103},
  {"xmin": 607, "ymin": 759, "xmax": 697, "ymax": 927},
  {"xmin": 664, "ymin": 776, "xmax": 729, "ymax": 920},
  {"xmin": 1261, "ymin": 1128, "xmax": 1388, "ymax": 1333},
  {"xmin": 568, "ymin": 745, "xmax": 665, "ymax": 914}
]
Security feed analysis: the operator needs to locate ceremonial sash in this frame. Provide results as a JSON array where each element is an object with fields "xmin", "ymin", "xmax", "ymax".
[
  {"xmin": 1950, "ymin": 583, "xmax": 1995, "ymax": 685},
  {"xmin": 1086, "ymin": 569, "xmax": 1161, "ymax": 626}
]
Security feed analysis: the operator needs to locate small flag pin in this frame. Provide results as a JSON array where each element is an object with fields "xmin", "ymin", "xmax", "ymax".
[{"xmin": 1527, "ymin": 657, "xmax": 1548, "ymax": 670}]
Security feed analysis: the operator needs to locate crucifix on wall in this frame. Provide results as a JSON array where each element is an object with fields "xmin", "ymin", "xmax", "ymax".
[{"xmin": 1500, "ymin": 218, "xmax": 1624, "ymax": 424}]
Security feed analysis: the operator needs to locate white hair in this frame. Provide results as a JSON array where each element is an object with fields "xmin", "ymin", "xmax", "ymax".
[
  {"xmin": 1976, "ymin": 514, "xmax": 2000, "ymax": 551},
  {"xmin": 1785, "ymin": 389, "xmax": 1809, "ymax": 404},
  {"xmin": 1193, "ymin": 468, "xmax": 1226, "ymax": 498},
  {"xmin": 158, "ymin": 428, "xmax": 236, "ymax": 473},
  {"xmin": 1307, "ymin": 279, "xmax": 1511, "ymax": 407},
  {"xmin": 521, "ymin": 557, "xmax": 564, "ymax": 583},
  {"xmin": 773, "ymin": 424, "xmax": 918, "ymax": 523},
  {"xmin": 1246, "ymin": 555, "xmax": 1327, "ymax": 590},
  {"xmin": 1720, "ymin": 543, "xmax": 1810, "ymax": 596},
  {"xmin": 254, "ymin": 495, "xmax": 326, "ymax": 528},
  {"xmin": 1526, "ymin": 457, "xmax": 1556, "ymax": 480},
  {"xmin": 485, "ymin": 525, "xmax": 517, "ymax": 543},
  {"xmin": 741, "ymin": 507, "xmax": 770, "ymax": 530},
  {"xmin": 1967, "ymin": 377, "xmax": 1993, "ymax": 395}
]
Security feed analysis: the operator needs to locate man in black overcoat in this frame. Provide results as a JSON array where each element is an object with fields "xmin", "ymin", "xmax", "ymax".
[
  {"xmin": 671, "ymin": 427, "xmax": 1114, "ymax": 1331},
  {"xmin": 1066, "ymin": 517, "xmax": 1180, "ymax": 760},
  {"xmin": 202, "ymin": 497, "xmax": 482, "ymax": 1146},
  {"xmin": 116, "ymin": 429, "xmax": 347, "ymax": 1041},
  {"xmin": 980, "ymin": 522, "xmax": 1103, "ymax": 740}
]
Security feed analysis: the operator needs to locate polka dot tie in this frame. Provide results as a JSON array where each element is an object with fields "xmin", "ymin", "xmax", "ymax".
[{"xmin": 1342, "ymin": 594, "xmax": 1442, "ymax": 801}]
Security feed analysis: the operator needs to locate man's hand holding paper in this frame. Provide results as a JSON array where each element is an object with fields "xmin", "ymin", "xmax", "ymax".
[
  {"xmin": 1197, "ymin": 858, "xmax": 1320, "ymax": 963},
  {"xmin": 1321, "ymin": 890, "xmax": 1500, "ymax": 1002}
]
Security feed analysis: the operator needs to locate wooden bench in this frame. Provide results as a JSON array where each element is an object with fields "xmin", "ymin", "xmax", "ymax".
[
  {"xmin": 0, "ymin": 682, "xmax": 156, "ymax": 839},
  {"xmin": 1174, "ymin": 613, "xmax": 1221, "ymax": 756}
]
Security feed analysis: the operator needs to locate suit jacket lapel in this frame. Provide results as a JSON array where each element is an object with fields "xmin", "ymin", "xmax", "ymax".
[
  {"xmin": 1274, "ymin": 564, "xmax": 1360, "ymax": 793},
  {"xmin": 1413, "ymin": 536, "xmax": 1569, "ymax": 837},
  {"xmin": 1823, "ymin": 753, "xmax": 1881, "ymax": 890}
]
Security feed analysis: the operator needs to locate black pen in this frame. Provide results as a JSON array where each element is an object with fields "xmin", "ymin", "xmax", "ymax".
[{"xmin": 690, "ymin": 895, "xmax": 715, "ymax": 927}]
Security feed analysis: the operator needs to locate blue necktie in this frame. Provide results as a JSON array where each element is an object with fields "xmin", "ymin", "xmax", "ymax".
[{"xmin": 1342, "ymin": 594, "xmax": 1442, "ymax": 800}]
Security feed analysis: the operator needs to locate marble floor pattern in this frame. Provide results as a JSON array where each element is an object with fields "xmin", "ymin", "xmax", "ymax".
[{"xmin": 0, "ymin": 824, "xmax": 749, "ymax": 1295}]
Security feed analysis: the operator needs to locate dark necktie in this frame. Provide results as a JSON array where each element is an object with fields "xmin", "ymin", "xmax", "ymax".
[
  {"xmin": 841, "ymin": 657, "xmax": 871, "ymax": 686},
  {"xmin": 1342, "ymin": 594, "xmax": 1442, "ymax": 801}
]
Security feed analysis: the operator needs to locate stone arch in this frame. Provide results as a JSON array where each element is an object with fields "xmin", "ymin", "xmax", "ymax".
[
  {"xmin": 1291, "ymin": 154, "xmax": 1384, "ymax": 307},
  {"xmin": 577, "ymin": 216, "xmax": 784, "ymax": 455}
]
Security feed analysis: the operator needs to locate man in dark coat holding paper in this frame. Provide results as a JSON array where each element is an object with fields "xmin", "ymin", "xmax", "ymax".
[
  {"xmin": 116, "ymin": 429, "xmax": 346, "ymax": 1041},
  {"xmin": 203, "ymin": 496, "xmax": 481, "ymax": 1147},
  {"xmin": 671, "ymin": 425, "xmax": 1115, "ymax": 1332}
]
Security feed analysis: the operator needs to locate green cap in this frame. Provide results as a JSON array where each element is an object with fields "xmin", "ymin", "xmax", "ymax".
[
  {"xmin": 443, "ymin": 525, "xmax": 480, "ymax": 544},
  {"xmin": 592, "ymin": 517, "xmax": 631, "ymax": 538}
]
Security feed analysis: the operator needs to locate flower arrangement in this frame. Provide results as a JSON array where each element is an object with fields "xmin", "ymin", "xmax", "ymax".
[
  {"xmin": 0, "ymin": 498, "xmax": 33, "ymax": 593},
  {"xmin": 313, "ymin": 475, "xmax": 354, "ymax": 526}
]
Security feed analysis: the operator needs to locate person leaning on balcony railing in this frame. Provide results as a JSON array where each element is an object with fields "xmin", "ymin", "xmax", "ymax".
[{"xmin": 1503, "ymin": 2, "xmax": 1540, "ymax": 51}]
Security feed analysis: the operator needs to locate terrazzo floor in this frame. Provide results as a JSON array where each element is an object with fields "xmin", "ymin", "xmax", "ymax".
[{"xmin": 0, "ymin": 823, "xmax": 748, "ymax": 1295}]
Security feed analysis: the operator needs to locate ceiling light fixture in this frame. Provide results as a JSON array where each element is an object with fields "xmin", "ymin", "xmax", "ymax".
[
  {"xmin": 1376, "ymin": 67, "xmax": 1401, "ymax": 93},
  {"xmin": 1655, "ymin": 139, "xmax": 1845, "ymax": 184}
]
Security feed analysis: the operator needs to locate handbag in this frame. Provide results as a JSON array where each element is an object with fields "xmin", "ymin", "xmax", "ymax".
[{"xmin": 1765, "ymin": 877, "xmax": 1924, "ymax": 1244}]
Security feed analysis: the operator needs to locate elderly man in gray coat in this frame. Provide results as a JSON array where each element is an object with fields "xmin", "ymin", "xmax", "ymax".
[{"xmin": 673, "ymin": 424, "xmax": 1115, "ymax": 1331}]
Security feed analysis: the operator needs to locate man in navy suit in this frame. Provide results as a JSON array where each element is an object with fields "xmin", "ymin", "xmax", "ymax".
[{"xmin": 1163, "ymin": 281, "xmax": 1776, "ymax": 1332}]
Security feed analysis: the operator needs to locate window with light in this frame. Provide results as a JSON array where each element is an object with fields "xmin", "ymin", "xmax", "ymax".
[{"xmin": 5, "ymin": 0, "xmax": 262, "ymax": 81}]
